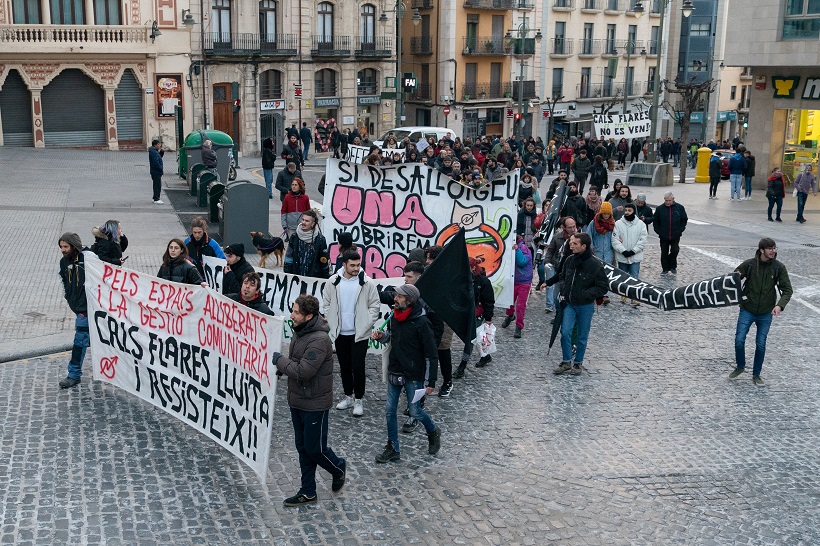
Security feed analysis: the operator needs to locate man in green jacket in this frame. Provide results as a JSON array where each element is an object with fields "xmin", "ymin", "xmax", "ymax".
[{"xmin": 730, "ymin": 238, "xmax": 793, "ymax": 386}]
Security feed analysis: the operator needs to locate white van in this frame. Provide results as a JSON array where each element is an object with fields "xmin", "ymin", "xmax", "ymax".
[{"xmin": 373, "ymin": 126, "xmax": 453, "ymax": 148}]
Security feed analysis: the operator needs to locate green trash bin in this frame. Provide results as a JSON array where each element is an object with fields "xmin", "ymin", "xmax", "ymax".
[
  {"xmin": 207, "ymin": 181, "xmax": 225, "ymax": 222},
  {"xmin": 198, "ymin": 171, "xmax": 218, "ymax": 207},
  {"xmin": 188, "ymin": 163, "xmax": 209, "ymax": 196},
  {"xmin": 180, "ymin": 130, "xmax": 234, "ymax": 182}
]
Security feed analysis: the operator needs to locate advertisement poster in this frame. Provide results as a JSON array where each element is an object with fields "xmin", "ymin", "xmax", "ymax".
[{"xmin": 155, "ymin": 74, "xmax": 183, "ymax": 118}]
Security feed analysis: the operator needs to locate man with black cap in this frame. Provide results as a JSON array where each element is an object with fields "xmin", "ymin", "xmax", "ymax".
[
  {"xmin": 729, "ymin": 238, "xmax": 792, "ymax": 386},
  {"xmin": 57, "ymin": 233, "xmax": 91, "ymax": 389},
  {"xmin": 372, "ymin": 284, "xmax": 441, "ymax": 463},
  {"xmin": 221, "ymin": 243, "xmax": 255, "ymax": 295}
]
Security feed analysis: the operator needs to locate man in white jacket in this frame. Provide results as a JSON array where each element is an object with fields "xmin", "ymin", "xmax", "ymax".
[
  {"xmin": 611, "ymin": 202, "xmax": 648, "ymax": 307},
  {"xmin": 324, "ymin": 250, "xmax": 381, "ymax": 416}
]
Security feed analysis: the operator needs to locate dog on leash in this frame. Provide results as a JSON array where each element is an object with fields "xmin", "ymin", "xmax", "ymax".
[{"xmin": 250, "ymin": 231, "xmax": 285, "ymax": 269}]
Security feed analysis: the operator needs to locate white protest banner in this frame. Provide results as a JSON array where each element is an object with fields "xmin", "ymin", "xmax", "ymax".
[
  {"xmin": 593, "ymin": 110, "xmax": 651, "ymax": 139},
  {"xmin": 321, "ymin": 159, "xmax": 517, "ymax": 307},
  {"xmin": 202, "ymin": 256, "xmax": 402, "ymax": 351},
  {"xmin": 345, "ymin": 145, "xmax": 406, "ymax": 164},
  {"xmin": 84, "ymin": 252, "xmax": 280, "ymax": 480}
]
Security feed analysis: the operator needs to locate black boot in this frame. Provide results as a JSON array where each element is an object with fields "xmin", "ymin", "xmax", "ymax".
[{"xmin": 453, "ymin": 362, "xmax": 467, "ymax": 379}]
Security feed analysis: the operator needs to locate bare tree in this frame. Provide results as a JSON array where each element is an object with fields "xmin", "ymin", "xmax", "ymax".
[
  {"xmin": 542, "ymin": 93, "xmax": 565, "ymax": 141},
  {"xmin": 661, "ymin": 77, "xmax": 717, "ymax": 183},
  {"xmin": 594, "ymin": 89, "xmax": 624, "ymax": 116}
]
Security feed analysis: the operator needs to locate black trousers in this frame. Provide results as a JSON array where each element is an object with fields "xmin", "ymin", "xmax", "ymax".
[
  {"xmin": 709, "ymin": 177, "xmax": 720, "ymax": 197},
  {"xmin": 151, "ymin": 174, "xmax": 162, "ymax": 201},
  {"xmin": 290, "ymin": 408, "xmax": 344, "ymax": 496},
  {"xmin": 438, "ymin": 348, "xmax": 452, "ymax": 384},
  {"xmin": 335, "ymin": 335, "xmax": 368, "ymax": 399},
  {"xmin": 659, "ymin": 237, "xmax": 681, "ymax": 272}
]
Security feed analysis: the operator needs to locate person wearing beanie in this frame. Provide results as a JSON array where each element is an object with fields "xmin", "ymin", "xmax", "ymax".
[
  {"xmin": 502, "ymin": 235, "xmax": 533, "ymax": 338},
  {"xmin": 612, "ymin": 202, "xmax": 648, "ymax": 306},
  {"xmin": 729, "ymin": 238, "xmax": 792, "ymax": 386},
  {"xmin": 634, "ymin": 193, "xmax": 654, "ymax": 228},
  {"xmin": 58, "ymin": 233, "xmax": 91, "ymax": 389},
  {"xmin": 372, "ymin": 282, "xmax": 441, "ymax": 464},
  {"xmin": 222, "ymin": 243, "xmax": 255, "ymax": 295},
  {"xmin": 407, "ymin": 247, "xmax": 426, "ymax": 264},
  {"xmin": 281, "ymin": 177, "xmax": 310, "ymax": 238},
  {"xmin": 585, "ymin": 200, "xmax": 615, "ymax": 305}
]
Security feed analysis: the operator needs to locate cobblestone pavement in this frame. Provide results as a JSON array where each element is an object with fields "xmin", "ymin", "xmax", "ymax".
[{"xmin": 2, "ymin": 149, "xmax": 820, "ymax": 544}]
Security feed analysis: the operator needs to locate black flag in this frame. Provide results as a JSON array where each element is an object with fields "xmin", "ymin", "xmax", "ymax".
[{"xmin": 415, "ymin": 228, "xmax": 476, "ymax": 345}]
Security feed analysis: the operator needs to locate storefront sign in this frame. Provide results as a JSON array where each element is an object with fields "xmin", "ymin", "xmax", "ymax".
[
  {"xmin": 155, "ymin": 74, "xmax": 183, "ymax": 118},
  {"xmin": 716, "ymin": 111, "xmax": 737, "ymax": 123},
  {"xmin": 771, "ymin": 76, "xmax": 820, "ymax": 100},
  {"xmin": 542, "ymin": 108, "xmax": 568, "ymax": 118},
  {"xmin": 260, "ymin": 100, "xmax": 285, "ymax": 111},
  {"xmin": 357, "ymin": 96, "xmax": 381, "ymax": 105},
  {"xmin": 593, "ymin": 110, "xmax": 651, "ymax": 138},
  {"xmin": 690, "ymin": 112, "xmax": 704, "ymax": 123},
  {"xmin": 316, "ymin": 97, "xmax": 340, "ymax": 107}
]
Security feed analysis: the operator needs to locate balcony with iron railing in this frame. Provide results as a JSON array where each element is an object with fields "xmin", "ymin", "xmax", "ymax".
[
  {"xmin": 354, "ymin": 36, "xmax": 392, "ymax": 56},
  {"xmin": 549, "ymin": 37, "xmax": 574, "ymax": 56},
  {"xmin": 517, "ymin": 0, "xmax": 535, "ymax": 9},
  {"xmin": 0, "ymin": 24, "xmax": 151, "ymax": 53},
  {"xmin": 615, "ymin": 39, "xmax": 644, "ymax": 55},
  {"xmin": 463, "ymin": 0, "xmax": 519, "ymax": 10},
  {"xmin": 604, "ymin": 0, "xmax": 625, "ymax": 12},
  {"xmin": 647, "ymin": 38, "xmax": 658, "ymax": 55},
  {"xmin": 463, "ymin": 36, "xmax": 508, "ymax": 55},
  {"xmin": 411, "ymin": 0, "xmax": 434, "ymax": 8},
  {"xmin": 462, "ymin": 81, "xmax": 513, "ymax": 100},
  {"xmin": 204, "ymin": 33, "xmax": 298, "ymax": 55},
  {"xmin": 512, "ymin": 80, "xmax": 537, "ymax": 99},
  {"xmin": 311, "ymin": 35, "xmax": 352, "ymax": 56},
  {"xmin": 552, "ymin": 0, "xmax": 575, "ymax": 10},
  {"xmin": 576, "ymin": 81, "xmax": 644, "ymax": 100},
  {"xmin": 408, "ymin": 83, "xmax": 433, "ymax": 101},
  {"xmin": 510, "ymin": 37, "xmax": 536, "ymax": 55},
  {"xmin": 315, "ymin": 83, "xmax": 338, "ymax": 97},
  {"xmin": 578, "ymin": 38, "xmax": 602, "ymax": 56},
  {"xmin": 357, "ymin": 83, "xmax": 379, "ymax": 95},
  {"xmin": 580, "ymin": 0, "xmax": 603, "ymax": 12},
  {"xmin": 410, "ymin": 36, "xmax": 433, "ymax": 55}
]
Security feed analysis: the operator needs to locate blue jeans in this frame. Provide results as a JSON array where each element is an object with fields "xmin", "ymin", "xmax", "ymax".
[
  {"xmin": 386, "ymin": 379, "xmax": 436, "ymax": 452},
  {"xmin": 745, "ymin": 176, "xmax": 753, "ymax": 197},
  {"xmin": 549, "ymin": 282, "xmax": 559, "ymax": 311},
  {"xmin": 797, "ymin": 192, "xmax": 808, "ymax": 220},
  {"xmin": 617, "ymin": 261, "xmax": 641, "ymax": 279},
  {"xmin": 729, "ymin": 174, "xmax": 743, "ymax": 199},
  {"xmin": 290, "ymin": 408, "xmax": 344, "ymax": 496},
  {"xmin": 263, "ymin": 168, "xmax": 273, "ymax": 196},
  {"xmin": 560, "ymin": 302, "xmax": 594, "ymax": 364},
  {"xmin": 68, "ymin": 314, "xmax": 90, "ymax": 380},
  {"xmin": 302, "ymin": 140, "xmax": 310, "ymax": 160},
  {"xmin": 735, "ymin": 308, "xmax": 773, "ymax": 377}
]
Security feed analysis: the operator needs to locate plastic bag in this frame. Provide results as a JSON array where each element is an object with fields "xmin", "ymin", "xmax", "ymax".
[
  {"xmin": 474, "ymin": 323, "xmax": 497, "ymax": 357},
  {"xmin": 793, "ymin": 188, "xmax": 798, "ymax": 197}
]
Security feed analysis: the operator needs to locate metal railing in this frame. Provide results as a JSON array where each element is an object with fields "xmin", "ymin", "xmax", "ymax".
[
  {"xmin": 550, "ymin": 37, "xmax": 573, "ymax": 54},
  {"xmin": 260, "ymin": 34, "xmax": 298, "ymax": 54},
  {"xmin": 315, "ymin": 83, "xmax": 338, "ymax": 97},
  {"xmin": 259, "ymin": 84, "xmax": 283, "ymax": 99},
  {"xmin": 579, "ymin": 38, "xmax": 601, "ymax": 55},
  {"xmin": 410, "ymin": 36, "xmax": 433, "ymax": 54},
  {"xmin": 204, "ymin": 33, "xmax": 298, "ymax": 55},
  {"xmin": 354, "ymin": 36, "xmax": 392, "ymax": 55},
  {"xmin": 0, "ymin": 24, "xmax": 149, "ymax": 45},
  {"xmin": 463, "ymin": 0, "xmax": 518, "ymax": 9},
  {"xmin": 615, "ymin": 39, "xmax": 644, "ymax": 54},
  {"xmin": 462, "ymin": 81, "xmax": 514, "ymax": 99},
  {"xmin": 310, "ymin": 35, "xmax": 352, "ymax": 55},
  {"xmin": 463, "ymin": 36, "xmax": 508, "ymax": 55},
  {"xmin": 409, "ymin": 83, "xmax": 433, "ymax": 101},
  {"xmin": 357, "ymin": 83, "xmax": 378, "ymax": 95}
]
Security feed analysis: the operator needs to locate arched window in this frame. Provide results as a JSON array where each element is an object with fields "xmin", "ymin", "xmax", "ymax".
[
  {"xmin": 259, "ymin": 0, "xmax": 276, "ymax": 42},
  {"xmin": 318, "ymin": 2, "xmax": 333, "ymax": 42},
  {"xmin": 357, "ymin": 68, "xmax": 377, "ymax": 95},
  {"xmin": 360, "ymin": 4, "xmax": 376, "ymax": 45},
  {"xmin": 260, "ymin": 69, "xmax": 283, "ymax": 99},
  {"xmin": 315, "ymin": 69, "xmax": 337, "ymax": 97}
]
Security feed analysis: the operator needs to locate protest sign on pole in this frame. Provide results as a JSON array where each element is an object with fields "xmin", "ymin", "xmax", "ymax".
[
  {"xmin": 321, "ymin": 159, "xmax": 517, "ymax": 307},
  {"xmin": 593, "ymin": 110, "xmax": 651, "ymax": 139},
  {"xmin": 84, "ymin": 252, "xmax": 280, "ymax": 480},
  {"xmin": 202, "ymin": 256, "xmax": 402, "ymax": 351}
]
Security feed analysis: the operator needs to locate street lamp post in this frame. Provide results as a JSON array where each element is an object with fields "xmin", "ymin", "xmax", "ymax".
[
  {"xmin": 381, "ymin": 4, "xmax": 421, "ymax": 127},
  {"xmin": 506, "ymin": 17, "xmax": 541, "ymax": 139},
  {"xmin": 632, "ymin": 0, "xmax": 694, "ymax": 162}
]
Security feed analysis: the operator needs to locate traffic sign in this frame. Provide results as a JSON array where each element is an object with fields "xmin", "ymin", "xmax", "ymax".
[{"xmin": 443, "ymin": 106, "xmax": 451, "ymax": 116}]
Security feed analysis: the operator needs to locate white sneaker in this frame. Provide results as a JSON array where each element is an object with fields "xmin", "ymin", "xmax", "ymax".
[
  {"xmin": 353, "ymin": 398, "xmax": 364, "ymax": 417},
  {"xmin": 153, "ymin": 199, "xmax": 164, "ymax": 204},
  {"xmin": 336, "ymin": 395, "xmax": 354, "ymax": 410}
]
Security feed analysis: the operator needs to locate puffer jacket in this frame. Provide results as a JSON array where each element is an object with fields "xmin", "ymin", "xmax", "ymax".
[
  {"xmin": 611, "ymin": 216, "xmax": 648, "ymax": 265},
  {"xmin": 652, "ymin": 203, "xmax": 687, "ymax": 241},
  {"xmin": 380, "ymin": 304, "xmax": 438, "ymax": 387},
  {"xmin": 323, "ymin": 271, "xmax": 380, "ymax": 343},
  {"xmin": 584, "ymin": 215, "xmax": 615, "ymax": 264},
  {"xmin": 281, "ymin": 191, "xmax": 311, "ymax": 234},
  {"xmin": 221, "ymin": 257, "xmax": 255, "ymax": 295},
  {"xmin": 558, "ymin": 248, "xmax": 609, "ymax": 305},
  {"xmin": 90, "ymin": 227, "xmax": 128, "ymax": 265},
  {"xmin": 275, "ymin": 314, "xmax": 334, "ymax": 411},
  {"xmin": 514, "ymin": 244, "xmax": 533, "ymax": 285},
  {"xmin": 157, "ymin": 257, "xmax": 203, "ymax": 285},
  {"xmin": 60, "ymin": 250, "xmax": 89, "ymax": 315},
  {"xmin": 185, "ymin": 233, "xmax": 225, "ymax": 275}
]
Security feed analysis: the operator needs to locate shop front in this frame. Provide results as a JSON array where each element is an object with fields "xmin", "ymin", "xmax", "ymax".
[{"xmin": 357, "ymin": 96, "xmax": 380, "ymax": 137}]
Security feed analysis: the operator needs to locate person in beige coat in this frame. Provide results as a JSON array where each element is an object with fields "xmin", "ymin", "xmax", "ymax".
[{"xmin": 323, "ymin": 250, "xmax": 380, "ymax": 417}]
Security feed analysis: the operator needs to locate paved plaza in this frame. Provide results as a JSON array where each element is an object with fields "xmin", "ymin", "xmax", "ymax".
[{"xmin": 1, "ymin": 148, "xmax": 820, "ymax": 544}]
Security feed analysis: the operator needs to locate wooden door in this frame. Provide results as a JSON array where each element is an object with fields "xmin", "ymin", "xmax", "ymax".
[{"xmin": 212, "ymin": 83, "xmax": 238, "ymax": 143}]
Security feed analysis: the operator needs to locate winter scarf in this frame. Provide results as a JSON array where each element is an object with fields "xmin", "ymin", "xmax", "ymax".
[
  {"xmin": 585, "ymin": 193, "xmax": 602, "ymax": 215},
  {"xmin": 593, "ymin": 213, "xmax": 615, "ymax": 234}
]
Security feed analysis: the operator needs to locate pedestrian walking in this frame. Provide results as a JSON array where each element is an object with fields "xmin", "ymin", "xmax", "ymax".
[
  {"xmin": 221, "ymin": 243, "xmax": 255, "ymax": 294},
  {"xmin": 728, "ymin": 148, "xmax": 745, "ymax": 201},
  {"xmin": 611, "ymin": 202, "xmax": 647, "ymax": 306},
  {"xmin": 652, "ymin": 192, "xmax": 687, "ymax": 275},
  {"xmin": 261, "ymin": 137, "xmax": 277, "ymax": 199},
  {"xmin": 551, "ymin": 232, "xmax": 609, "ymax": 376},
  {"xmin": 273, "ymin": 294, "xmax": 347, "ymax": 506},
  {"xmin": 57, "ymin": 233, "xmax": 90, "ymax": 389},
  {"xmin": 275, "ymin": 162, "xmax": 303, "ymax": 203},
  {"xmin": 157, "ymin": 239, "xmax": 205, "ymax": 286},
  {"xmin": 794, "ymin": 164, "xmax": 817, "ymax": 223},
  {"xmin": 149, "ymin": 139, "xmax": 164, "ymax": 204},
  {"xmin": 282, "ymin": 134, "xmax": 304, "ymax": 167},
  {"xmin": 585, "ymin": 201, "xmax": 615, "ymax": 305},
  {"xmin": 743, "ymin": 150, "xmax": 755, "ymax": 200},
  {"xmin": 284, "ymin": 210, "xmax": 330, "ymax": 278},
  {"xmin": 300, "ymin": 122, "xmax": 313, "ymax": 161},
  {"xmin": 766, "ymin": 167, "xmax": 786, "ymax": 222},
  {"xmin": 729, "ymin": 238, "xmax": 792, "ymax": 386},
  {"xmin": 502, "ymin": 236, "xmax": 533, "ymax": 338},
  {"xmin": 372, "ymin": 284, "xmax": 441, "ymax": 463},
  {"xmin": 571, "ymin": 149, "xmax": 592, "ymax": 194},
  {"xmin": 184, "ymin": 216, "xmax": 225, "ymax": 277},
  {"xmin": 280, "ymin": 177, "xmax": 310, "ymax": 238},
  {"xmin": 325, "ymin": 250, "xmax": 380, "ymax": 418},
  {"xmin": 708, "ymin": 152, "xmax": 722, "ymax": 199}
]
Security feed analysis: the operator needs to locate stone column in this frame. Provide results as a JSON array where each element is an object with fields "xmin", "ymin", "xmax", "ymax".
[
  {"xmin": 84, "ymin": 0, "xmax": 94, "ymax": 24},
  {"xmin": 31, "ymin": 89, "xmax": 45, "ymax": 148},
  {"xmin": 40, "ymin": 0, "xmax": 51, "ymax": 24},
  {"xmin": 105, "ymin": 87, "xmax": 119, "ymax": 150}
]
